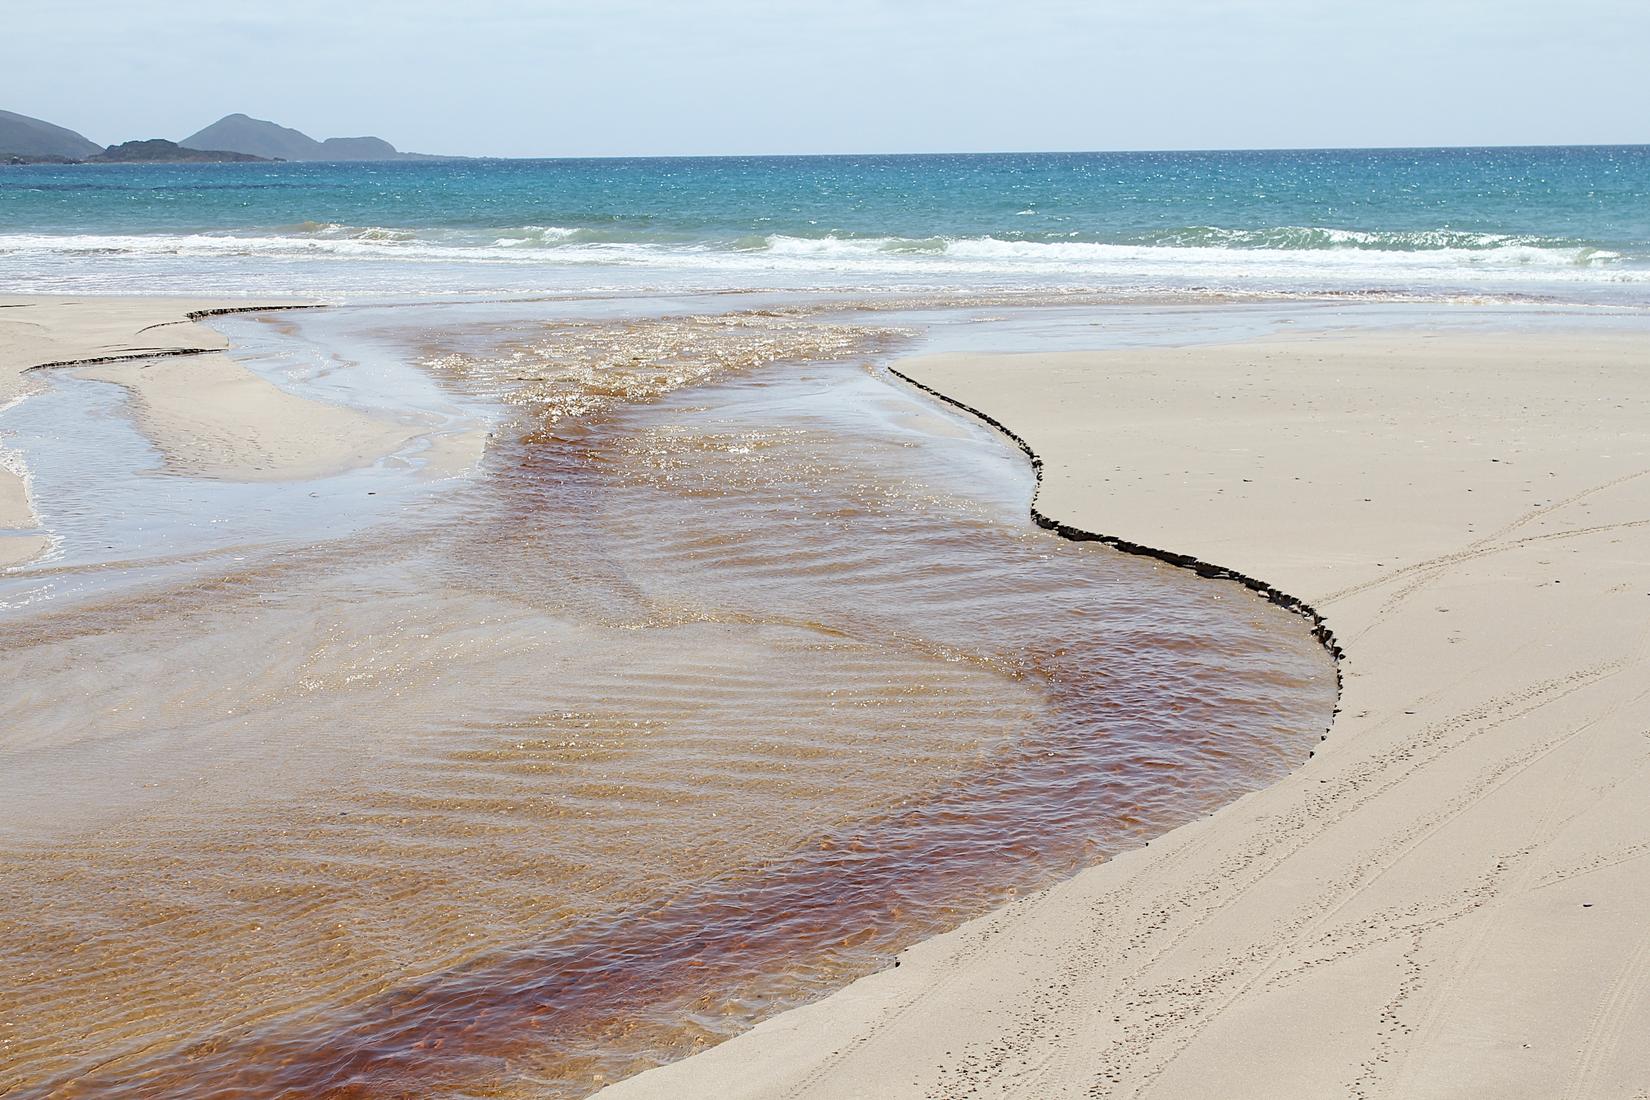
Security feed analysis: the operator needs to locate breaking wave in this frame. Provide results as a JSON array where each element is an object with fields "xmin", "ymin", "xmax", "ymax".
[{"xmin": 0, "ymin": 222, "xmax": 1640, "ymax": 299}]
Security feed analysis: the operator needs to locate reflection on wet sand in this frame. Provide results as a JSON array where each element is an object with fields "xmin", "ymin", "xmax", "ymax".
[{"xmin": 0, "ymin": 303, "xmax": 1336, "ymax": 1097}]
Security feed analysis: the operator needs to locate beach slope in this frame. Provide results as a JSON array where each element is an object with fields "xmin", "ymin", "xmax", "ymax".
[{"xmin": 601, "ymin": 324, "xmax": 1650, "ymax": 1099}]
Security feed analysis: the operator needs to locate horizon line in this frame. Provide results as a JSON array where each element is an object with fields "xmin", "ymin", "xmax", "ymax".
[
  {"xmin": 455, "ymin": 140, "xmax": 1650, "ymax": 161},
  {"xmin": 8, "ymin": 106, "xmax": 1648, "ymax": 164},
  {"xmin": 35, "ymin": 141, "xmax": 1650, "ymax": 164}
]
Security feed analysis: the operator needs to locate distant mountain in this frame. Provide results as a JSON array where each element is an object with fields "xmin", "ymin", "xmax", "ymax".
[
  {"xmin": 0, "ymin": 109, "xmax": 103, "ymax": 160},
  {"xmin": 181, "ymin": 114, "xmax": 320, "ymax": 160},
  {"xmin": 180, "ymin": 113, "xmax": 448, "ymax": 161},
  {"xmin": 1, "ymin": 109, "xmax": 456, "ymax": 165},
  {"xmin": 90, "ymin": 139, "xmax": 269, "ymax": 164}
]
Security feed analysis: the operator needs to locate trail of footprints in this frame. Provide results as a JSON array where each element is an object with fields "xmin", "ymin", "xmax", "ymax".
[{"xmin": 898, "ymin": 658, "xmax": 1632, "ymax": 1099}]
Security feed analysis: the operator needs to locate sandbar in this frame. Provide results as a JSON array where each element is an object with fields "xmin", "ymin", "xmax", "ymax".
[{"xmin": 0, "ymin": 296, "xmax": 426, "ymax": 565}]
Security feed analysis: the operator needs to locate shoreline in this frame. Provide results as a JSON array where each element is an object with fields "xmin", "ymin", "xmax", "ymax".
[
  {"xmin": 886, "ymin": 362, "xmax": 1346, "ymax": 668},
  {"xmin": 602, "ymin": 320, "xmax": 1650, "ymax": 1097}
]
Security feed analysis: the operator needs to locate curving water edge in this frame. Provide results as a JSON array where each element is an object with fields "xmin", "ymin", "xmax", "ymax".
[
  {"xmin": 888, "ymin": 362, "xmax": 1346, "ymax": 680},
  {"xmin": 0, "ymin": 299, "xmax": 1341, "ymax": 1098}
]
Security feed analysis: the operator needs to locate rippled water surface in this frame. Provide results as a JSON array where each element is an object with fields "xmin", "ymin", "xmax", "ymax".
[
  {"xmin": 6, "ymin": 148, "xmax": 1649, "ymax": 300},
  {"xmin": 0, "ymin": 300, "xmax": 1337, "ymax": 1097}
]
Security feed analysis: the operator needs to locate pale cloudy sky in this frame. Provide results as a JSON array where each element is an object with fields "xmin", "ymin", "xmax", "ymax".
[{"xmin": 10, "ymin": 0, "xmax": 1647, "ymax": 156}]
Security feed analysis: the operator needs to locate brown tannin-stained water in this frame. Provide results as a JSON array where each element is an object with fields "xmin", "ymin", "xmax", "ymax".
[{"xmin": 0, "ymin": 301, "xmax": 1338, "ymax": 1098}]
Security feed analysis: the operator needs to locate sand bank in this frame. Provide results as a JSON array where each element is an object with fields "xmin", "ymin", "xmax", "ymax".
[
  {"xmin": 603, "ymin": 324, "xmax": 1650, "ymax": 1098},
  {"xmin": 0, "ymin": 296, "xmax": 425, "ymax": 565}
]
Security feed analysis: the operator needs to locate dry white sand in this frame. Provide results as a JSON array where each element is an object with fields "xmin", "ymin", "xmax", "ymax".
[
  {"xmin": 602, "ymin": 325, "xmax": 1650, "ymax": 1099},
  {"xmin": 0, "ymin": 296, "xmax": 425, "ymax": 565}
]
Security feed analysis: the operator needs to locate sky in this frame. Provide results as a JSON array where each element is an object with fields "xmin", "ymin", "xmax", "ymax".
[{"xmin": 8, "ymin": 0, "xmax": 1647, "ymax": 157}]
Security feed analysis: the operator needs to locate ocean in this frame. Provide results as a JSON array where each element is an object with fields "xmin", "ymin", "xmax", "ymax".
[{"xmin": 3, "ymin": 145, "xmax": 1648, "ymax": 301}]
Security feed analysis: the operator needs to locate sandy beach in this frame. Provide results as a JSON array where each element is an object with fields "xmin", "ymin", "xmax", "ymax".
[
  {"xmin": 4, "ymin": 295, "xmax": 1646, "ymax": 1097},
  {"xmin": 603, "ymin": 322, "xmax": 1650, "ymax": 1098}
]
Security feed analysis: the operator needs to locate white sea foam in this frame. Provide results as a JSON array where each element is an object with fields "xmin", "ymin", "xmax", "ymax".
[{"xmin": 0, "ymin": 225, "xmax": 1641, "ymax": 300}]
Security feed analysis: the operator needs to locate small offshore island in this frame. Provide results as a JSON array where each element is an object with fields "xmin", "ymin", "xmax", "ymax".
[{"xmin": 67, "ymin": 139, "xmax": 270, "ymax": 164}]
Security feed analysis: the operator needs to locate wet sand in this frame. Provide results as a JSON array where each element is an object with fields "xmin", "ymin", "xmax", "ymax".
[
  {"xmin": 0, "ymin": 296, "xmax": 1336, "ymax": 1096},
  {"xmin": 0, "ymin": 296, "xmax": 424, "ymax": 567},
  {"xmin": 603, "ymin": 322, "xmax": 1650, "ymax": 1098}
]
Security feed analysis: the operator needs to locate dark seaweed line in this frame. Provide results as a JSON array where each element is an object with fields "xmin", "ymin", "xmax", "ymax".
[
  {"xmin": 21, "ymin": 305, "xmax": 323, "ymax": 372},
  {"xmin": 23, "ymin": 345, "xmax": 217, "ymax": 372},
  {"xmin": 183, "ymin": 305, "xmax": 322, "ymax": 322},
  {"xmin": 886, "ymin": 364, "xmax": 1345, "ymax": 717}
]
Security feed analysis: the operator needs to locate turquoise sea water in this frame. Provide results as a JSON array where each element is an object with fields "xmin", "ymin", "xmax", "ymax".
[{"xmin": 2, "ymin": 146, "xmax": 1647, "ymax": 300}]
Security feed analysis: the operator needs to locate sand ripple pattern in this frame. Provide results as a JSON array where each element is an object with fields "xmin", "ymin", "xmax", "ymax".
[{"xmin": 0, "ymin": 307, "xmax": 1336, "ymax": 1097}]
